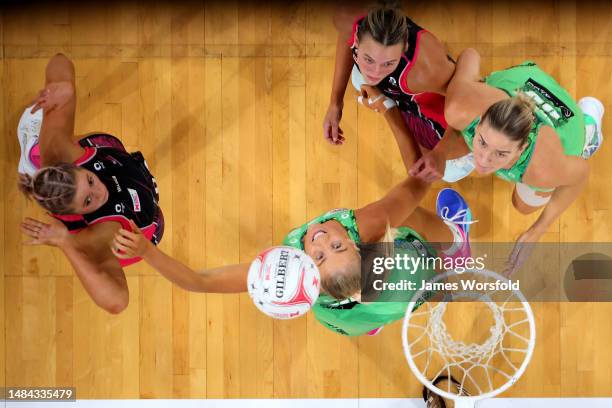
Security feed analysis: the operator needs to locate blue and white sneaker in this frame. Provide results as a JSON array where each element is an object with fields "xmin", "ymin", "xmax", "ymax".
[{"xmin": 436, "ymin": 188, "xmax": 477, "ymax": 259}]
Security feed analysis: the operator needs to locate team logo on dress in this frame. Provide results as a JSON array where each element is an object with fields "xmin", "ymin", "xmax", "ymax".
[
  {"xmin": 101, "ymin": 153, "xmax": 122, "ymax": 167},
  {"xmin": 411, "ymin": 239, "xmax": 428, "ymax": 257},
  {"xmin": 325, "ymin": 208, "xmax": 348, "ymax": 216},
  {"xmin": 560, "ymin": 106, "xmax": 572, "ymax": 118},
  {"xmin": 128, "ymin": 188, "xmax": 141, "ymax": 212}
]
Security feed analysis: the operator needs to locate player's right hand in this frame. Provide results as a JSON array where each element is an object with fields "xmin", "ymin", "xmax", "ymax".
[
  {"xmin": 21, "ymin": 216, "xmax": 70, "ymax": 247},
  {"xmin": 358, "ymin": 85, "xmax": 395, "ymax": 113},
  {"xmin": 30, "ymin": 81, "xmax": 75, "ymax": 113},
  {"xmin": 323, "ymin": 103, "xmax": 345, "ymax": 145},
  {"xmin": 409, "ymin": 150, "xmax": 446, "ymax": 182}
]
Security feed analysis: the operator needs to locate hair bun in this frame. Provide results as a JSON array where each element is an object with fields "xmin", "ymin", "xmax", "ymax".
[
  {"xmin": 514, "ymin": 91, "xmax": 537, "ymax": 112},
  {"xmin": 16, "ymin": 164, "xmax": 78, "ymax": 214}
]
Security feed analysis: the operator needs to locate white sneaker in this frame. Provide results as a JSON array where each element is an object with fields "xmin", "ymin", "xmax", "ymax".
[
  {"xmin": 443, "ymin": 153, "xmax": 475, "ymax": 182},
  {"xmin": 17, "ymin": 105, "xmax": 42, "ymax": 176},
  {"xmin": 578, "ymin": 96, "xmax": 604, "ymax": 159}
]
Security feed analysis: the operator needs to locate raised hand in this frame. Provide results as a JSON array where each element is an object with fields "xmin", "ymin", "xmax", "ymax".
[
  {"xmin": 21, "ymin": 216, "xmax": 70, "ymax": 247},
  {"xmin": 323, "ymin": 102, "xmax": 345, "ymax": 145},
  {"xmin": 503, "ymin": 229, "xmax": 541, "ymax": 277},
  {"xmin": 357, "ymin": 85, "xmax": 396, "ymax": 113},
  {"xmin": 409, "ymin": 150, "xmax": 446, "ymax": 182},
  {"xmin": 30, "ymin": 81, "xmax": 75, "ymax": 114}
]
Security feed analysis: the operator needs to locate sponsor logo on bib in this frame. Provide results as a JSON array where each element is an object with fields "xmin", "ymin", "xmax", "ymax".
[
  {"xmin": 111, "ymin": 175, "xmax": 122, "ymax": 192},
  {"xmin": 128, "ymin": 188, "xmax": 141, "ymax": 212}
]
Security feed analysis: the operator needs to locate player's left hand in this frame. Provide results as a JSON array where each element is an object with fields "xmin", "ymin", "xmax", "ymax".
[
  {"xmin": 503, "ymin": 229, "xmax": 543, "ymax": 277},
  {"xmin": 111, "ymin": 220, "xmax": 154, "ymax": 259},
  {"xmin": 358, "ymin": 85, "xmax": 396, "ymax": 113}
]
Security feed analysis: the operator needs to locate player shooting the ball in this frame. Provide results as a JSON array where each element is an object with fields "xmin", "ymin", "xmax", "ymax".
[{"xmin": 107, "ymin": 85, "xmax": 475, "ymax": 335}]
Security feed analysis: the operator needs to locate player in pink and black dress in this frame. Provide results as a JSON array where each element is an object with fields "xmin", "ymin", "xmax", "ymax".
[
  {"xmin": 18, "ymin": 54, "xmax": 163, "ymax": 314},
  {"xmin": 323, "ymin": 1, "xmax": 475, "ymax": 181}
]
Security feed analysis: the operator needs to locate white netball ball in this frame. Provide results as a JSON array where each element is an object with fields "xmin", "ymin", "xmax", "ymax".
[{"xmin": 247, "ymin": 246, "xmax": 320, "ymax": 319}]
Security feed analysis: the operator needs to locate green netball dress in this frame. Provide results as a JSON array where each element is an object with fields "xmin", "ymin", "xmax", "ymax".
[
  {"xmin": 462, "ymin": 61, "xmax": 586, "ymax": 191},
  {"xmin": 283, "ymin": 208, "xmax": 437, "ymax": 336}
]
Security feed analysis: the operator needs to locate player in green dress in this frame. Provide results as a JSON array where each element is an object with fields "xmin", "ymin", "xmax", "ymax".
[{"xmin": 410, "ymin": 48, "xmax": 604, "ymax": 274}]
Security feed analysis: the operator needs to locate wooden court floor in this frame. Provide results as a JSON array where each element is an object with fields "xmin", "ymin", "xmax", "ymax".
[{"xmin": 1, "ymin": 0, "xmax": 611, "ymax": 399}]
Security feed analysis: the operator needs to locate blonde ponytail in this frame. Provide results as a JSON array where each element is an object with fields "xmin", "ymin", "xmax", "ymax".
[
  {"xmin": 17, "ymin": 164, "xmax": 79, "ymax": 214},
  {"xmin": 481, "ymin": 92, "xmax": 536, "ymax": 146}
]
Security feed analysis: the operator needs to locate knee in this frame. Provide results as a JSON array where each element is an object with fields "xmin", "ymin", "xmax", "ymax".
[
  {"xmin": 512, "ymin": 191, "xmax": 539, "ymax": 214},
  {"xmin": 512, "ymin": 185, "xmax": 549, "ymax": 214}
]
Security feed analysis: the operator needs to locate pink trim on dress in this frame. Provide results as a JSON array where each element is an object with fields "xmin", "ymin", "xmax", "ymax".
[
  {"xmin": 413, "ymin": 92, "xmax": 447, "ymax": 129},
  {"xmin": 399, "ymin": 29, "xmax": 426, "ymax": 95},
  {"xmin": 87, "ymin": 215, "xmax": 157, "ymax": 267},
  {"xmin": 74, "ymin": 147, "xmax": 97, "ymax": 166},
  {"xmin": 53, "ymin": 213, "xmax": 85, "ymax": 222}
]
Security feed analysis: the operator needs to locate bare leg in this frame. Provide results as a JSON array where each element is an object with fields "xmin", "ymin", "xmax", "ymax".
[
  {"xmin": 37, "ymin": 54, "xmax": 84, "ymax": 166},
  {"xmin": 401, "ymin": 206, "xmax": 453, "ymax": 243}
]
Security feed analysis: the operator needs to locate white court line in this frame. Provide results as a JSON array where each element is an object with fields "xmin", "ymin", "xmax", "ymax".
[{"xmin": 5, "ymin": 398, "xmax": 612, "ymax": 408}]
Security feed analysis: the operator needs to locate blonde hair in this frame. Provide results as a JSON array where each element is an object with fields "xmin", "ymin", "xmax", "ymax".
[
  {"xmin": 321, "ymin": 248, "xmax": 362, "ymax": 301},
  {"xmin": 481, "ymin": 92, "xmax": 536, "ymax": 146},
  {"xmin": 18, "ymin": 164, "xmax": 78, "ymax": 214},
  {"xmin": 321, "ymin": 224, "xmax": 399, "ymax": 301},
  {"xmin": 357, "ymin": 1, "xmax": 408, "ymax": 47}
]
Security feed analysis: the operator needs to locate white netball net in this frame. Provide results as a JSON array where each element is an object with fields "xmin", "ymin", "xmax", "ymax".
[{"xmin": 402, "ymin": 269, "xmax": 536, "ymax": 408}]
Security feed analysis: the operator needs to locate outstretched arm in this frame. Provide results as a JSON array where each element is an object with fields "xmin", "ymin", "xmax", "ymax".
[
  {"xmin": 505, "ymin": 150, "xmax": 590, "ymax": 276},
  {"xmin": 21, "ymin": 216, "xmax": 129, "ymax": 314},
  {"xmin": 141, "ymin": 248, "xmax": 249, "ymax": 293},
  {"xmin": 35, "ymin": 54, "xmax": 84, "ymax": 166},
  {"xmin": 409, "ymin": 48, "xmax": 506, "ymax": 181},
  {"xmin": 354, "ymin": 176, "xmax": 430, "ymax": 242},
  {"xmin": 112, "ymin": 221, "xmax": 248, "ymax": 293},
  {"xmin": 444, "ymin": 48, "xmax": 507, "ymax": 130},
  {"xmin": 384, "ymin": 107, "xmax": 421, "ymax": 171},
  {"xmin": 358, "ymin": 84, "xmax": 422, "ymax": 171},
  {"xmin": 323, "ymin": 4, "xmax": 365, "ymax": 144},
  {"xmin": 524, "ymin": 153, "xmax": 590, "ymax": 238}
]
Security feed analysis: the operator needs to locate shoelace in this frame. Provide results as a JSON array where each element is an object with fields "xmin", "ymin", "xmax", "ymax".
[
  {"xmin": 439, "ymin": 207, "xmax": 478, "ymax": 226},
  {"xmin": 23, "ymin": 107, "xmax": 42, "ymax": 135}
]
